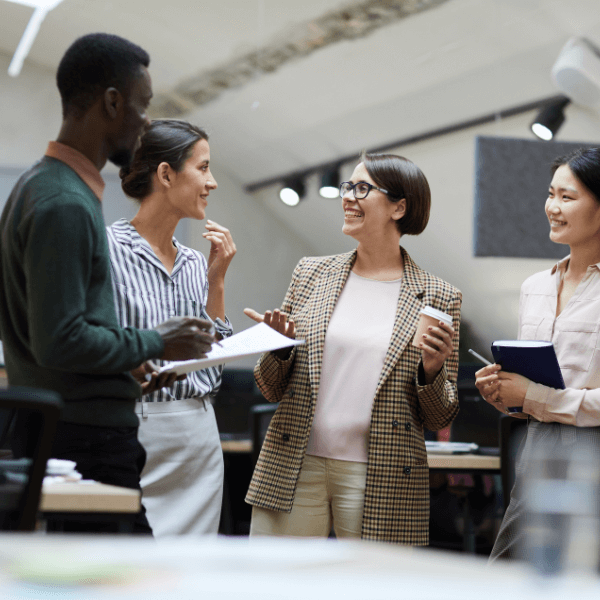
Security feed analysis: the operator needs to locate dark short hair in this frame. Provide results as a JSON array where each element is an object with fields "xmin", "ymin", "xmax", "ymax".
[
  {"xmin": 57, "ymin": 33, "xmax": 150, "ymax": 118},
  {"xmin": 362, "ymin": 152, "xmax": 431, "ymax": 236},
  {"xmin": 551, "ymin": 147, "xmax": 600, "ymax": 203},
  {"xmin": 120, "ymin": 119, "xmax": 209, "ymax": 200}
]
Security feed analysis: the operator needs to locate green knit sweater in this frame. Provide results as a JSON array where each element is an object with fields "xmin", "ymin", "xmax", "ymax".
[{"xmin": 0, "ymin": 156, "xmax": 164, "ymax": 426}]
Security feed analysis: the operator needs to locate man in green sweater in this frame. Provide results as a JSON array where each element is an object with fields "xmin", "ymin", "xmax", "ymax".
[{"xmin": 0, "ymin": 34, "xmax": 214, "ymax": 534}]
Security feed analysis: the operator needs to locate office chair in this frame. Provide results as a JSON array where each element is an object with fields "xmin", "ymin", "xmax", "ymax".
[
  {"xmin": 0, "ymin": 387, "xmax": 63, "ymax": 531},
  {"xmin": 250, "ymin": 403, "xmax": 277, "ymax": 466},
  {"xmin": 498, "ymin": 415, "xmax": 528, "ymax": 513}
]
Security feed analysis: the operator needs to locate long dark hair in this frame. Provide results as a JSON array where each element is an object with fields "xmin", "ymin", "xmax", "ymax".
[
  {"xmin": 120, "ymin": 119, "xmax": 208, "ymax": 200},
  {"xmin": 551, "ymin": 147, "xmax": 600, "ymax": 203}
]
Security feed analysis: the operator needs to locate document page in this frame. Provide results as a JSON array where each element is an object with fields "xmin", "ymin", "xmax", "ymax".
[{"xmin": 159, "ymin": 322, "xmax": 304, "ymax": 375}]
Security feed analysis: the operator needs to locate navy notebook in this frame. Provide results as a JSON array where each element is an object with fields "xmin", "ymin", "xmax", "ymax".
[{"xmin": 491, "ymin": 340, "xmax": 565, "ymax": 390}]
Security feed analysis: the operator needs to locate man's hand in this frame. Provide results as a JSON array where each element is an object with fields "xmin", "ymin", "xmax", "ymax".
[
  {"xmin": 131, "ymin": 362, "xmax": 186, "ymax": 395},
  {"xmin": 154, "ymin": 317, "xmax": 215, "ymax": 361}
]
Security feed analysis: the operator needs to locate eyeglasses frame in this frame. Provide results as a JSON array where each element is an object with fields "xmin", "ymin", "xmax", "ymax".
[{"xmin": 339, "ymin": 181, "xmax": 390, "ymax": 199}]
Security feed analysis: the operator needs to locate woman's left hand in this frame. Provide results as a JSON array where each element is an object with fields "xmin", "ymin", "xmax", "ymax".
[
  {"xmin": 203, "ymin": 220, "xmax": 236, "ymax": 281},
  {"xmin": 419, "ymin": 321, "xmax": 455, "ymax": 384}
]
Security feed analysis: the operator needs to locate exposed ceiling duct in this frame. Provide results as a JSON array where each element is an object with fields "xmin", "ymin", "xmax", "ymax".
[{"xmin": 150, "ymin": 0, "xmax": 451, "ymax": 117}]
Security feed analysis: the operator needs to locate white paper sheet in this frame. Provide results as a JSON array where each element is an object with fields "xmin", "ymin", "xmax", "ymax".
[{"xmin": 158, "ymin": 322, "xmax": 304, "ymax": 375}]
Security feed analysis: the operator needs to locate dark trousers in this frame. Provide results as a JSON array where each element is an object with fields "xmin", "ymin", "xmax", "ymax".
[{"xmin": 47, "ymin": 421, "xmax": 153, "ymax": 535}]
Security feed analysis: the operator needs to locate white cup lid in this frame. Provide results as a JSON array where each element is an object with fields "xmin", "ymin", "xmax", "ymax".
[{"xmin": 420, "ymin": 306, "xmax": 452, "ymax": 325}]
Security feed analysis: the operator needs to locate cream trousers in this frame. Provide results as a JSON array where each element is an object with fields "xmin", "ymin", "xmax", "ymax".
[{"xmin": 250, "ymin": 454, "xmax": 367, "ymax": 538}]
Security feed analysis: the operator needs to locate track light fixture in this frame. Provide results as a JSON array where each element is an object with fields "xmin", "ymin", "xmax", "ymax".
[
  {"xmin": 530, "ymin": 96, "xmax": 571, "ymax": 141},
  {"xmin": 319, "ymin": 166, "xmax": 341, "ymax": 198},
  {"xmin": 279, "ymin": 177, "xmax": 306, "ymax": 206}
]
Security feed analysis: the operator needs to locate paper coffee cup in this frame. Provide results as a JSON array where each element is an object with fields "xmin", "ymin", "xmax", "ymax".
[{"xmin": 412, "ymin": 306, "xmax": 453, "ymax": 348}]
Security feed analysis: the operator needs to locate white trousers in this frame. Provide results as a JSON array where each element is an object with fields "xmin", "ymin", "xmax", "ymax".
[
  {"xmin": 250, "ymin": 455, "xmax": 367, "ymax": 538},
  {"xmin": 136, "ymin": 397, "xmax": 224, "ymax": 537}
]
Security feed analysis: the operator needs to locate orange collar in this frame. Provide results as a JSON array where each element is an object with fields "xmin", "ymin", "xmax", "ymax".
[{"xmin": 45, "ymin": 141, "xmax": 105, "ymax": 201}]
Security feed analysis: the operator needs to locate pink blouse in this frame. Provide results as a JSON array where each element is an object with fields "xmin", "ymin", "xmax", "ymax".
[{"xmin": 521, "ymin": 256, "xmax": 600, "ymax": 427}]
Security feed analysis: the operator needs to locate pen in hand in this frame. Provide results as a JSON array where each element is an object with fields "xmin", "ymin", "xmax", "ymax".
[{"xmin": 468, "ymin": 348, "xmax": 492, "ymax": 366}]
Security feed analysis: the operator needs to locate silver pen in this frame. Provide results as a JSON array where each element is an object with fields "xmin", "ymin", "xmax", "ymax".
[{"xmin": 468, "ymin": 348, "xmax": 492, "ymax": 366}]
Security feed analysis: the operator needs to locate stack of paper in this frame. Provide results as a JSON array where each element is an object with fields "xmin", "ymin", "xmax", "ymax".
[{"xmin": 159, "ymin": 322, "xmax": 304, "ymax": 376}]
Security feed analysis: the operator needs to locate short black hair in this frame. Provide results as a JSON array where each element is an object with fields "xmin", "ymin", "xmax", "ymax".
[
  {"xmin": 56, "ymin": 33, "xmax": 150, "ymax": 118},
  {"xmin": 551, "ymin": 147, "xmax": 600, "ymax": 204}
]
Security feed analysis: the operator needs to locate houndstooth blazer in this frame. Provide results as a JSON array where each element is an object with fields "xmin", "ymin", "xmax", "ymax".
[{"xmin": 245, "ymin": 247, "xmax": 462, "ymax": 544}]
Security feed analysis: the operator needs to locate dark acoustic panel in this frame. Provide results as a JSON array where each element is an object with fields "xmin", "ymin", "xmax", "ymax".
[{"xmin": 473, "ymin": 136, "xmax": 597, "ymax": 258}]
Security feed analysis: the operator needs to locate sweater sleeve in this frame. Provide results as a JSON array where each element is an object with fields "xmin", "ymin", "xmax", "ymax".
[{"xmin": 22, "ymin": 196, "xmax": 163, "ymax": 374}]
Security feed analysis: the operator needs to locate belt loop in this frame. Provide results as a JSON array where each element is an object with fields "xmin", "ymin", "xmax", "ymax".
[
  {"xmin": 142, "ymin": 402, "xmax": 148, "ymax": 419},
  {"xmin": 203, "ymin": 398, "xmax": 208, "ymax": 411}
]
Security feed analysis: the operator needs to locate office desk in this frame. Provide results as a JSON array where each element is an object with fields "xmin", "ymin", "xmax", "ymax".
[
  {"xmin": 0, "ymin": 534, "xmax": 596, "ymax": 600},
  {"xmin": 40, "ymin": 481, "xmax": 141, "ymax": 532},
  {"xmin": 428, "ymin": 453, "xmax": 500, "ymax": 472},
  {"xmin": 221, "ymin": 438, "xmax": 501, "ymax": 473},
  {"xmin": 41, "ymin": 481, "xmax": 140, "ymax": 513}
]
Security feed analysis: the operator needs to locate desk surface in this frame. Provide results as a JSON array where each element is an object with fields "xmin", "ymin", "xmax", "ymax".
[
  {"xmin": 40, "ymin": 481, "xmax": 140, "ymax": 514},
  {"xmin": 1, "ymin": 534, "xmax": 595, "ymax": 600}
]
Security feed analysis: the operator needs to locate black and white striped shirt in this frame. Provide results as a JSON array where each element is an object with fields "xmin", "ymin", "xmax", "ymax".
[{"xmin": 107, "ymin": 218, "xmax": 233, "ymax": 402}]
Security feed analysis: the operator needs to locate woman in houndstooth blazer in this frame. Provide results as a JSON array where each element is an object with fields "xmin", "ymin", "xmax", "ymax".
[{"xmin": 244, "ymin": 153, "xmax": 462, "ymax": 544}]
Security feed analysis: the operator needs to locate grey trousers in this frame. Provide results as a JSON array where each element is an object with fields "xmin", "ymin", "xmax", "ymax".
[{"xmin": 489, "ymin": 420, "xmax": 600, "ymax": 563}]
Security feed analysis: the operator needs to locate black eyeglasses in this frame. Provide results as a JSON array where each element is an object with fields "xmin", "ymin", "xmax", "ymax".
[{"xmin": 339, "ymin": 181, "xmax": 389, "ymax": 200}]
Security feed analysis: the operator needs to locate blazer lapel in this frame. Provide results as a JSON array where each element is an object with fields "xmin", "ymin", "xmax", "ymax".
[
  {"xmin": 373, "ymin": 247, "xmax": 425, "ymax": 399},
  {"xmin": 307, "ymin": 250, "xmax": 356, "ymax": 399}
]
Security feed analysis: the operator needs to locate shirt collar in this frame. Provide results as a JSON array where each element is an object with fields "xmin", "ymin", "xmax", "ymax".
[
  {"xmin": 550, "ymin": 255, "xmax": 600, "ymax": 275},
  {"xmin": 118, "ymin": 218, "xmax": 197, "ymax": 262},
  {"xmin": 45, "ymin": 141, "xmax": 105, "ymax": 201}
]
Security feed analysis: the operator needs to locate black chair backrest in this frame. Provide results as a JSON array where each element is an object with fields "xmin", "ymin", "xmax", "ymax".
[
  {"xmin": 450, "ymin": 381, "xmax": 501, "ymax": 447},
  {"xmin": 250, "ymin": 403, "xmax": 277, "ymax": 466},
  {"xmin": 0, "ymin": 387, "xmax": 63, "ymax": 530},
  {"xmin": 499, "ymin": 415, "xmax": 528, "ymax": 512}
]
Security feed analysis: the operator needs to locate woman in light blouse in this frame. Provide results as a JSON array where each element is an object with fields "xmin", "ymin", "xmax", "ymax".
[
  {"xmin": 476, "ymin": 147, "xmax": 600, "ymax": 560},
  {"xmin": 244, "ymin": 153, "xmax": 462, "ymax": 544},
  {"xmin": 108, "ymin": 119, "xmax": 236, "ymax": 536}
]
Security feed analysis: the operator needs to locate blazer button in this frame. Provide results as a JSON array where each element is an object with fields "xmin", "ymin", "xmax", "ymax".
[
  {"xmin": 282, "ymin": 434, "xmax": 290, "ymax": 442},
  {"xmin": 405, "ymin": 423, "xmax": 412, "ymax": 431},
  {"xmin": 416, "ymin": 292, "xmax": 424, "ymax": 299},
  {"xmin": 404, "ymin": 467, "xmax": 411, "ymax": 475},
  {"xmin": 392, "ymin": 420, "xmax": 399, "ymax": 428},
  {"xmin": 288, "ymin": 388, "xmax": 294, "ymax": 398}
]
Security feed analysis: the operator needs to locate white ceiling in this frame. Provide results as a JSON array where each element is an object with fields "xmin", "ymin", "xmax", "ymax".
[{"xmin": 2, "ymin": 0, "xmax": 600, "ymax": 185}]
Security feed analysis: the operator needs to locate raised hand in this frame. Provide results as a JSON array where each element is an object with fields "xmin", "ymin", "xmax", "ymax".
[
  {"xmin": 244, "ymin": 307, "xmax": 295, "ymax": 360},
  {"xmin": 203, "ymin": 220, "xmax": 236, "ymax": 281}
]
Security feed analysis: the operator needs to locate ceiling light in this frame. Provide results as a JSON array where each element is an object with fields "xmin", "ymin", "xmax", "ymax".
[
  {"xmin": 5, "ymin": 0, "xmax": 65, "ymax": 77},
  {"xmin": 319, "ymin": 166, "xmax": 340, "ymax": 198},
  {"xmin": 530, "ymin": 96, "xmax": 570, "ymax": 141},
  {"xmin": 279, "ymin": 178, "xmax": 306, "ymax": 207}
]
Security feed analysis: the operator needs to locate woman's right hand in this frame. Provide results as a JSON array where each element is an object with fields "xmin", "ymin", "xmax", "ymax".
[
  {"xmin": 475, "ymin": 364, "xmax": 503, "ymax": 412},
  {"xmin": 244, "ymin": 307, "xmax": 295, "ymax": 359}
]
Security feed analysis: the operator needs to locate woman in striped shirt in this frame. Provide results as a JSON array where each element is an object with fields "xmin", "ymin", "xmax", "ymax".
[{"xmin": 107, "ymin": 119, "xmax": 236, "ymax": 536}]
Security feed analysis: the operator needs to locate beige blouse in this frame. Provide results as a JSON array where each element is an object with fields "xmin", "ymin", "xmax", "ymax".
[
  {"xmin": 306, "ymin": 272, "xmax": 401, "ymax": 462},
  {"xmin": 521, "ymin": 256, "xmax": 600, "ymax": 426}
]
